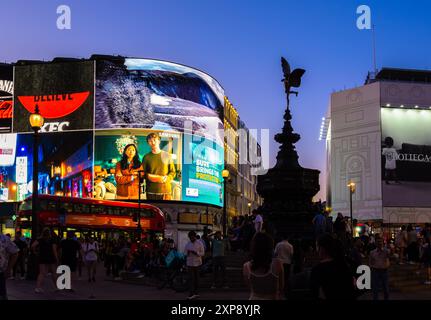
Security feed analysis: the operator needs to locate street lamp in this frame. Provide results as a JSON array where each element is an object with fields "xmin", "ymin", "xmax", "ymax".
[
  {"xmin": 29, "ymin": 104, "xmax": 44, "ymax": 241},
  {"xmin": 347, "ymin": 181, "xmax": 356, "ymax": 238},
  {"xmin": 136, "ymin": 170, "xmax": 144, "ymax": 241},
  {"xmin": 247, "ymin": 202, "xmax": 251, "ymax": 215},
  {"xmin": 222, "ymin": 169, "xmax": 230, "ymax": 236},
  {"xmin": 26, "ymin": 105, "xmax": 44, "ymax": 281}
]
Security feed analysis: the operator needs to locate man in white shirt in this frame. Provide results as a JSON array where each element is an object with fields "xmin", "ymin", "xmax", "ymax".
[
  {"xmin": 274, "ymin": 233, "xmax": 294, "ymax": 299},
  {"xmin": 382, "ymin": 137, "xmax": 399, "ymax": 184},
  {"xmin": 184, "ymin": 231, "xmax": 205, "ymax": 300},
  {"xmin": 252, "ymin": 210, "xmax": 263, "ymax": 233}
]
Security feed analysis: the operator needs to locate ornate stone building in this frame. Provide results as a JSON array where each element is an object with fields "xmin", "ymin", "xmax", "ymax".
[{"xmin": 326, "ymin": 68, "xmax": 431, "ymax": 227}]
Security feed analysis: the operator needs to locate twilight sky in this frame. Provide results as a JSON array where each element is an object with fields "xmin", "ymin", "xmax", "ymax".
[{"xmin": 3, "ymin": 0, "xmax": 431, "ymax": 200}]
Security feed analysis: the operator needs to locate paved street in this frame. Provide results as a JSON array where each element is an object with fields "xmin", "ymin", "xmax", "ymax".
[{"xmin": 5, "ymin": 266, "xmax": 249, "ymax": 300}]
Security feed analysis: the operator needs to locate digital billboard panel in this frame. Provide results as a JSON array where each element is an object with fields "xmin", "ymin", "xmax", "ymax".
[
  {"xmin": 13, "ymin": 61, "xmax": 94, "ymax": 133},
  {"xmin": 95, "ymin": 58, "xmax": 224, "ymax": 146},
  {"xmin": 94, "ymin": 129, "xmax": 182, "ymax": 201},
  {"xmin": 0, "ymin": 131, "xmax": 93, "ymax": 202},
  {"xmin": 0, "ymin": 64, "xmax": 13, "ymax": 133},
  {"xmin": 381, "ymin": 108, "xmax": 431, "ymax": 207},
  {"xmin": 182, "ymin": 134, "xmax": 224, "ymax": 206}
]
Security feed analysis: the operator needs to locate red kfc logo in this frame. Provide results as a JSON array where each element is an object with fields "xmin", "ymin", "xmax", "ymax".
[{"xmin": 18, "ymin": 91, "xmax": 90, "ymax": 119}]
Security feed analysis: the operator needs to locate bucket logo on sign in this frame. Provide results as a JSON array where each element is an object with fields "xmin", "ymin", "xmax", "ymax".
[{"xmin": 17, "ymin": 91, "xmax": 90, "ymax": 119}]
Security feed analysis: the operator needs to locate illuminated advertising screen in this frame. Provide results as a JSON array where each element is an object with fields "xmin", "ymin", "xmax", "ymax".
[
  {"xmin": 381, "ymin": 107, "xmax": 431, "ymax": 207},
  {"xmin": 0, "ymin": 64, "xmax": 13, "ymax": 133},
  {"xmin": 0, "ymin": 134, "xmax": 17, "ymax": 167},
  {"xmin": 13, "ymin": 61, "xmax": 94, "ymax": 133},
  {"xmin": 94, "ymin": 129, "xmax": 182, "ymax": 201},
  {"xmin": 95, "ymin": 58, "xmax": 224, "ymax": 146},
  {"xmin": 182, "ymin": 134, "xmax": 224, "ymax": 206},
  {"xmin": 0, "ymin": 131, "xmax": 93, "ymax": 202}
]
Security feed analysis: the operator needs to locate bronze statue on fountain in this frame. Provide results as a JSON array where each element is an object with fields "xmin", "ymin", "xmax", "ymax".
[{"xmin": 256, "ymin": 57, "xmax": 320, "ymax": 239}]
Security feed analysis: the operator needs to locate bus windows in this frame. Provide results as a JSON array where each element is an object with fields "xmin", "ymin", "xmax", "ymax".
[
  {"xmin": 73, "ymin": 203, "xmax": 90, "ymax": 214},
  {"xmin": 47, "ymin": 201, "xmax": 57, "ymax": 211},
  {"xmin": 91, "ymin": 205, "xmax": 105, "ymax": 214},
  {"xmin": 60, "ymin": 202, "xmax": 73, "ymax": 213},
  {"xmin": 39, "ymin": 199, "xmax": 47, "ymax": 210},
  {"xmin": 19, "ymin": 199, "xmax": 32, "ymax": 212},
  {"xmin": 107, "ymin": 207, "xmax": 121, "ymax": 216}
]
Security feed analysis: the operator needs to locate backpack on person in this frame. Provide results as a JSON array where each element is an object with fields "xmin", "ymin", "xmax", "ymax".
[{"xmin": 85, "ymin": 242, "xmax": 99, "ymax": 262}]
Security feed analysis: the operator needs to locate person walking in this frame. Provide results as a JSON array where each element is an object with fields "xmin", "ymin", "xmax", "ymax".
[
  {"xmin": 243, "ymin": 232, "xmax": 284, "ymax": 300},
  {"xmin": 395, "ymin": 226, "xmax": 408, "ymax": 264},
  {"xmin": 369, "ymin": 237, "xmax": 391, "ymax": 300},
  {"xmin": 310, "ymin": 233, "xmax": 356, "ymax": 300},
  {"xmin": 184, "ymin": 231, "xmax": 205, "ymax": 300},
  {"xmin": 406, "ymin": 224, "xmax": 418, "ymax": 264},
  {"xmin": 59, "ymin": 231, "xmax": 81, "ymax": 289},
  {"xmin": 274, "ymin": 233, "xmax": 294, "ymax": 299},
  {"xmin": 83, "ymin": 236, "xmax": 99, "ymax": 282},
  {"xmin": 0, "ymin": 232, "xmax": 18, "ymax": 300},
  {"xmin": 333, "ymin": 213, "xmax": 347, "ymax": 245},
  {"xmin": 32, "ymin": 228, "xmax": 59, "ymax": 293},
  {"xmin": 12, "ymin": 231, "xmax": 27, "ymax": 280},
  {"xmin": 252, "ymin": 210, "xmax": 263, "ymax": 234},
  {"xmin": 312, "ymin": 211, "xmax": 326, "ymax": 241},
  {"xmin": 210, "ymin": 231, "xmax": 230, "ymax": 289}
]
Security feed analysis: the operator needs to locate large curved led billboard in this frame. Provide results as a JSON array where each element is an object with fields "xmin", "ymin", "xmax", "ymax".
[
  {"xmin": 95, "ymin": 58, "xmax": 224, "ymax": 146},
  {"xmin": 94, "ymin": 58, "xmax": 225, "ymax": 206}
]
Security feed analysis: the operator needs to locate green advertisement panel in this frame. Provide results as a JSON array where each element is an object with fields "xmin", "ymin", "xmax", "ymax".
[{"xmin": 182, "ymin": 134, "xmax": 224, "ymax": 207}]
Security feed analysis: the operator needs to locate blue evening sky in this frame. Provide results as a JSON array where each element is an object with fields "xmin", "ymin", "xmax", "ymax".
[{"xmin": 3, "ymin": 0, "xmax": 431, "ymax": 200}]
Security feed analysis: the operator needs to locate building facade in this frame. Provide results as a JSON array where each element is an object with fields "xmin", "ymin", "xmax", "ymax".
[{"xmin": 326, "ymin": 68, "xmax": 431, "ymax": 227}]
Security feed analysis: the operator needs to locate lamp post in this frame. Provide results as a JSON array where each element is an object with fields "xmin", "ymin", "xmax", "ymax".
[
  {"xmin": 29, "ymin": 104, "xmax": 44, "ymax": 240},
  {"xmin": 136, "ymin": 171, "xmax": 144, "ymax": 241},
  {"xmin": 247, "ymin": 202, "xmax": 251, "ymax": 216},
  {"xmin": 347, "ymin": 181, "xmax": 356, "ymax": 238},
  {"xmin": 222, "ymin": 169, "xmax": 230, "ymax": 237},
  {"xmin": 26, "ymin": 105, "xmax": 44, "ymax": 281}
]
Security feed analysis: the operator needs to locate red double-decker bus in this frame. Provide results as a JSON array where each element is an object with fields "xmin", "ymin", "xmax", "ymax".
[{"xmin": 16, "ymin": 195, "xmax": 165, "ymax": 239}]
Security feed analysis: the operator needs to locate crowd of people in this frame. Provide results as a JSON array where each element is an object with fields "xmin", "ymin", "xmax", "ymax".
[{"xmin": 3, "ymin": 210, "xmax": 431, "ymax": 301}]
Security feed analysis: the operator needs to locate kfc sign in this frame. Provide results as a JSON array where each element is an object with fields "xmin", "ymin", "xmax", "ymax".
[
  {"xmin": 40, "ymin": 121, "xmax": 70, "ymax": 132},
  {"xmin": 17, "ymin": 91, "xmax": 90, "ymax": 118},
  {"xmin": 13, "ymin": 61, "xmax": 94, "ymax": 133}
]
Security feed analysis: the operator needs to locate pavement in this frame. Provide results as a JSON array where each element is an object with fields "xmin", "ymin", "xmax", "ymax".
[
  {"xmin": 7, "ymin": 263, "xmax": 431, "ymax": 300},
  {"xmin": 5, "ymin": 267, "xmax": 249, "ymax": 300}
]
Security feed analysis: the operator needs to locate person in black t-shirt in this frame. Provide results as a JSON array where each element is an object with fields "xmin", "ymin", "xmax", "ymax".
[
  {"xmin": 60, "ymin": 231, "xmax": 81, "ymax": 285},
  {"xmin": 31, "ymin": 228, "xmax": 59, "ymax": 293},
  {"xmin": 310, "ymin": 233, "xmax": 356, "ymax": 300}
]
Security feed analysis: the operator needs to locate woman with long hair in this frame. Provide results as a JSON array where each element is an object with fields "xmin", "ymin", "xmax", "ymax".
[
  {"xmin": 243, "ymin": 232, "xmax": 284, "ymax": 300},
  {"xmin": 115, "ymin": 144, "xmax": 143, "ymax": 199}
]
